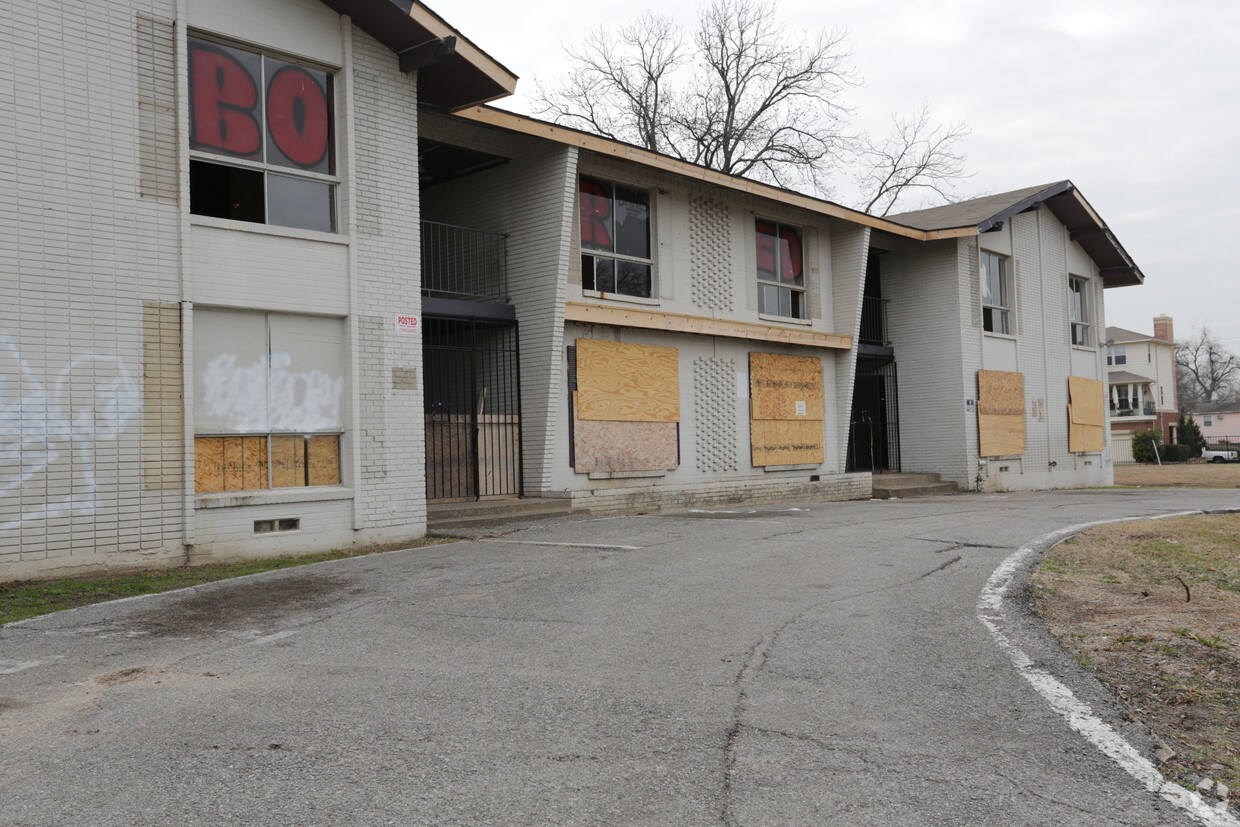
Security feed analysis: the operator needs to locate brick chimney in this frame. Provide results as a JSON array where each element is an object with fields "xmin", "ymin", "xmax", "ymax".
[{"xmin": 1153, "ymin": 315, "xmax": 1174, "ymax": 343}]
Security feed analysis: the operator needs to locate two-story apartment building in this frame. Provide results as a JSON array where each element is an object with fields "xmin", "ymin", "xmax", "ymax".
[
  {"xmin": 4, "ymin": 0, "xmax": 1148, "ymax": 581},
  {"xmin": 1105, "ymin": 317, "xmax": 1179, "ymax": 450},
  {"xmin": 3, "ymin": 0, "xmax": 515, "ymax": 581}
]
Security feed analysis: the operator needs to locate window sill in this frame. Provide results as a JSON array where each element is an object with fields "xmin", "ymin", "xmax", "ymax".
[
  {"xmin": 983, "ymin": 331, "xmax": 1017, "ymax": 342},
  {"xmin": 1071, "ymin": 345, "xmax": 1097, "ymax": 353},
  {"xmin": 758, "ymin": 313, "xmax": 812, "ymax": 326},
  {"xmin": 581, "ymin": 289, "xmax": 660, "ymax": 306},
  {"xmin": 190, "ymin": 215, "xmax": 348, "ymax": 245},
  {"xmin": 196, "ymin": 485, "xmax": 354, "ymax": 510}
]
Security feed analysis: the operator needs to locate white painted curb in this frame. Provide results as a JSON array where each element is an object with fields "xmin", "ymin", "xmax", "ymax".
[{"xmin": 978, "ymin": 511, "xmax": 1240, "ymax": 827}]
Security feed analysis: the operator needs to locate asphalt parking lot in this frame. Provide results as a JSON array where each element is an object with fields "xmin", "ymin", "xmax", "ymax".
[{"xmin": 3, "ymin": 488, "xmax": 1239, "ymax": 826}]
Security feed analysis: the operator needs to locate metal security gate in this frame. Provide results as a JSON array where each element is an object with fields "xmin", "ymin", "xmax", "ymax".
[
  {"xmin": 424, "ymin": 317, "xmax": 522, "ymax": 501},
  {"xmin": 848, "ymin": 359, "xmax": 901, "ymax": 472}
]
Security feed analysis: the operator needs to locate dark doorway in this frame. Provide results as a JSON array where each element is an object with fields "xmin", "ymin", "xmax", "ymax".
[
  {"xmin": 848, "ymin": 358, "xmax": 900, "ymax": 472},
  {"xmin": 424, "ymin": 317, "xmax": 522, "ymax": 501}
]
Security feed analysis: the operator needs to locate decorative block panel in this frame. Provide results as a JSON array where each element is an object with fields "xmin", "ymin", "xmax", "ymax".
[
  {"xmin": 689, "ymin": 195, "xmax": 734, "ymax": 312},
  {"xmin": 693, "ymin": 357, "xmax": 738, "ymax": 473}
]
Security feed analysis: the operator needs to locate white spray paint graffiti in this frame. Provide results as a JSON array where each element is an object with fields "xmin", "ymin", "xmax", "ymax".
[
  {"xmin": 0, "ymin": 336, "xmax": 140, "ymax": 533},
  {"xmin": 200, "ymin": 350, "xmax": 344, "ymax": 432}
]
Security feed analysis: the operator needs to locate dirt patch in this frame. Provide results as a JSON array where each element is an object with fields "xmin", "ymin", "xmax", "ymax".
[
  {"xmin": 95, "ymin": 666, "xmax": 154, "ymax": 686},
  {"xmin": 110, "ymin": 574, "xmax": 351, "ymax": 638},
  {"xmin": 1114, "ymin": 462, "xmax": 1240, "ymax": 488},
  {"xmin": 0, "ymin": 698, "xmax": 30, "ymax": 713},
  {"xmin": 1032, "ymin": 514, "xmax": 1240, "ymax": 804}
]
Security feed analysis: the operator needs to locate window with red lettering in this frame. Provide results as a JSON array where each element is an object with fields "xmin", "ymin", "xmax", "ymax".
[
  {"xmin": 579, "ymin": 177, "xmax": 652, "ymax": 299},
  {"xmin": 188, "ymin": 36, "xmax": 336, "ymax": 233},
  {"xmin": 756, "ymin": 220, "xmax": 806, "ymax": 318}
]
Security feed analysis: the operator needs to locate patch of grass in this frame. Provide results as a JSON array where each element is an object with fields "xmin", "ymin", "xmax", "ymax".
[
  {"xmin": 0, "ymin": 537, "xmax": 454, "ymax": 626},
  {"xmin": 1173, "ymin": 629, "xmax": 1229, "ymax": 650}
]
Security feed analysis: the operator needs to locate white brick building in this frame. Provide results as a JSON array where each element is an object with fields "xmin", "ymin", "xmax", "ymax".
[
  {"xmin": 3, "ymin": 0, "xmax": 1148, "ymax": 581},
  {"xmin": 2, "ymin": 0, "xmax": 514, "ymax": 581}
]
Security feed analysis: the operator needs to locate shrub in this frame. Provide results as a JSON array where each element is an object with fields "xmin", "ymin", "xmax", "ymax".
[
  {"xmin": 1131, "ymin": 429, "xmax": 1163, "ymax": 463},
  {"xmin": 1178, "ymin": 414, "xmax": 1205, "ymax": 458},
  {"xmin": 1160, "ymin": 444, "xmax": 1192, "ymax": 462}
]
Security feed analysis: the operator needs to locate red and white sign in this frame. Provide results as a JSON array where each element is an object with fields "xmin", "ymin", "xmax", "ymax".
[{"xmin": 394, "ymin": 314, "xmax": 421, "ymax": 336}]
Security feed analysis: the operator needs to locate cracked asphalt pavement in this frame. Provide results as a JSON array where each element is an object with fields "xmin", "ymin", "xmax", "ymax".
[{"xmin": 2, "ymin": 489, "xmax": 1238, "ymax": 825}]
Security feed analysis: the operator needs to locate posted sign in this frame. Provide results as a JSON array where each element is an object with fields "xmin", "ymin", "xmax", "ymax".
[{"xmin": 394, "ymin": 314, "xmax": 421, "ymax": 336}]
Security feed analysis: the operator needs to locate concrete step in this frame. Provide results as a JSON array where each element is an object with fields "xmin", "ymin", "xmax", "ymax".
[
  {"xmin": 427, "ymin": 498, "xmax": 573, "ymax": 530},
  {"xmin": 871, "ymin": 473, "xmax": 960, "ymax": 499}
]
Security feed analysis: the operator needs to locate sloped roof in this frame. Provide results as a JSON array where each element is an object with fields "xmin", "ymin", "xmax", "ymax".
[
  {"xmin": 1190, "ymin": 400, "xmax": 1240, "ymax": 415},
  {"xmin": 1106, "ymin": 325, "xmax": 1173, "ymax": 345},
  {"xmin": 320, "ymin": 0, "xmax": 517, "ymax": 110},
  {"xmin": 1108, "ymin": 370, "xmax": 1153, "ymax": 384},
  {"xmin": 887, "ymin": 181, "xmax": 1144, "ymax": 288}
]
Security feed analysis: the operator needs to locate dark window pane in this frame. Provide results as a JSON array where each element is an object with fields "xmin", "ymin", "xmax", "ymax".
[
  {"xmin": 778, "ymin": 226, "xmax": 803, "ymax": 286},
  {"xmin": 756, "ymin": 221, "xmax": 778, "ymax": 282},
  {"xmin": 267, "ymin": 173, "xmax": 334, "ymax": 232},
  {"xmin": 190, "ymin": 159, "xmax": 265, "ymax": 223},
  {"xmin": 593, "ymin": 257, "xmax": 616, "ymax": 293},
  {"xmin": 581, "ymin": 255, "xmax": 596, "ymax": 290},
  {"xmin": 616, "ymin": 261, "xmax": 651, "ymax": 297},
  {"xmin": 614, "ymin": 185, "xmax": 649, "ymax": 259}
]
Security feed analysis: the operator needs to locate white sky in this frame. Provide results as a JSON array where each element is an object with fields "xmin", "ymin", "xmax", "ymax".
[{"xmin": 446, "ymin": 0, "xmax": 1240, "ymax": 348}]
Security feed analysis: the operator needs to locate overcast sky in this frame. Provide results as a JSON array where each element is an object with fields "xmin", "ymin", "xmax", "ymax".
[{"xmin": 446, "ymin": 0, "xmax": 1240, "ymax": 349}]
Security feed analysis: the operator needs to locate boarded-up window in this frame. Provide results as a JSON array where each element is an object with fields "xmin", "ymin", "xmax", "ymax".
[
  {"xmin": 194, "ymin": 310, "xmax": 344, "ymax": 493},
  {"xmin": 978, "ymin": 370, "xmax": 1024, "ymax": 457},
  {"xmin": 749, "ymin": 352, "xmax": 824, "ymax": 466},
  {"xmin": 573, "ymin": 339, "xmax": 679, "ymax": 473},
  {"xmin": 1068, "ymin": 376, "xmax": 1105, "ymax": 453}
]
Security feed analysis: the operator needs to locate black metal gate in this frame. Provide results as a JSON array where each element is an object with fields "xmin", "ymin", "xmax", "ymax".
[
  {"xmin": 848, "ymin": 359, "xmax": 900, "ymax": 472},
  {"xmin": 424, "ymin": 317, "xmax": 522, "ymax": 501}
]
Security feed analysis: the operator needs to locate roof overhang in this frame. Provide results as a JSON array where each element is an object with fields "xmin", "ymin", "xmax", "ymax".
[{"xmin": 318, "ymin": 0, "xmax": 517, "ymax": 110}]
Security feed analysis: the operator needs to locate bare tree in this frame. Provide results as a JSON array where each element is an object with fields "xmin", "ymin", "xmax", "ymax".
[
  {"xmin": 854, "ymin": 105, "xmax": 972, "ymax": 216},
  {"xmin": 533, "ymin": 0, "xmax": 972, "ymax": 209},
  {"xmin": 1176, "ymin": 326, "xmax": 1240, "ymax": 406}
]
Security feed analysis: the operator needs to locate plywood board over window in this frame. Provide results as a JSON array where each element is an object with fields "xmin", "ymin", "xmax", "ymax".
[
  {"xmin": 1068, "ymin": 376, "xmax": 1105, "ymax": 452},
  {"xmin": 978, "ymin": 370, "xmax": 1025, "ymax": 457},
  {"xmin": 749, "ymin": 352, "xmax": 824, "ymax": 466},
  {"xmin": 575, "ymin": 339, "xmax": 680, "ymax": 422},
  {"xmin": 573, "ymin": 340, "xmax": 681, "ymax": 474}
]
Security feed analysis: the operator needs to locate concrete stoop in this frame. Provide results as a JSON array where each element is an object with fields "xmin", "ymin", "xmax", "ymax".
[
  {"xmin": 870, "ymin": 472, "xmax": 960, "ymax": 499},
  {"xmin": 427, "ymin": 498, "xmax": 574, "ymax": 531}
]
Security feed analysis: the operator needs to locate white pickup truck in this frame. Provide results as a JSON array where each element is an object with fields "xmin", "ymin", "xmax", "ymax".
[{"xmin": 1201, "ymin": 447, "xmax": 1238, "ymax": 463}]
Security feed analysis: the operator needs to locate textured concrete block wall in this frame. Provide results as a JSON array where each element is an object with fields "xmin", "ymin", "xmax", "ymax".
[{"xmin": 2, "ymin": 0, "xmax": 186, "ymax": 580}]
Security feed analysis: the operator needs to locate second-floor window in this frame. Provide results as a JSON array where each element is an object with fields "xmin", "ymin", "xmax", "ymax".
[
  {"xmin": 756, "ymin": 220, "xmax": 805, "ymax": 318},
  {"xmin": 188, "ymin": 36, "xmax": 336, "ymax": 233},
  {"xmin": 579, "ymin": 177, "xmax": 652, "ymax": 298},
  {"xmin": 1107, "ymin": 345, "xmax": 1127, "ymax": 366},
  {"xmin": 1068, "ymin": 277, "xmax": 1090, "ymax": 346},
  {"xmin": 981, "ymin": 252, "xmax": 1010, "ymax": 334}
]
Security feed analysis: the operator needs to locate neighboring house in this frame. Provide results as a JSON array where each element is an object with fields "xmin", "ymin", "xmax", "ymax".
[
  {"xmin": 869, "ymin": 183, "xmax": 1144, "ymax": 491},
  {"xmin": 3, "ymin": 0, "xmax": 1148, "ymax": 581},
  {"xmin": 3, "ymin": 0, "xmax": 515, "ymax": 581},
  {"xmin": 1187, "ymin": 400, "xmax": 1240, "ymax": 441},
  {"xmin": 1105, "ymin": 317, "xmax": 1179, "ymax": 447}
]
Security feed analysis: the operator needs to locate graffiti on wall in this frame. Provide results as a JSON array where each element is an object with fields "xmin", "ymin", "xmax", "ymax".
[
  {"xmin": 200, "ymin": 351, "xmax": 344, "ymax": 432},
  {"xmin": 0, "ymin": 337, "xmax": 140, "ymax": 533}
]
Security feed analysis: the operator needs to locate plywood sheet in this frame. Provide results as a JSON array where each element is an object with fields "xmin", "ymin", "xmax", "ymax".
[
  {"xmin": 749, "ymin": 353, "xmax": 824, "ymax": 421},
  {"xmin": 195, "ymin": 437, "xmax": 224, "ymax": 493},
  {"xmin": 751, "ymin": 418, "xmax": 824, "ymax": 467},
  {"xmin": 576, "ymin": 339, "xmax": 680, "ymax": 422},
  {"xmin": 1069, "ymin": 422, "xmax": 1105, "ymax": 453},
  {"xmin": 573, "ymin": 392, "xmax": 678, "ymax": 473},
  {"xmin": 271, "ymin": 435, "xmax": 306, "ymax": 488},
  {"xmin": 307, "ymin": 435, "xmax": 341, "ymax": 486},
  {"xmin": 979, "ymin": 413, "xmax": 1024, "ymax": 457},
  {"xmin": 1068, "ymin": 376, "xmax": 1106, "ymax": 426},
  {"xmin": 978, "ymin": 370, "xmax": 1025, "ymax": 416}
]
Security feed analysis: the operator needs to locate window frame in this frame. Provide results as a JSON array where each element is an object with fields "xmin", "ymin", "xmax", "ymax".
[
  {"xmin": 755, "ymin": 219, "xmax": 807, "ymax": 319},
  {"xmin": 193, "ymin": 309, "xmax": 346, "ymax": 494},
  {"xmin": 1107, "ymin": 345, "xmax": 1127, "ymax": 366},
  {"xmin": 1068, "ymin": 276, "xmax": 1090, "ymax": 346},
  {"xmin": 578, "ymin": 176, "xmax": 654, "ymax": 300},
  {"xmin": 187, "ymin": 34, "xmax": 339, "ymax": 234},
  {"xmin": 981, "ymin": 251, "xmax": 1011, "ymax": 335}
]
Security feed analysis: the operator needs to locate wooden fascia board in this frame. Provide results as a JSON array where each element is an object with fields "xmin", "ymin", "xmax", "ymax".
[
  {"xmin": 453, "ymin": 107, "xmax": 930, "ymax": 241},
  {"xmin": 406, "ymin": 5, "xmax": 517, "ymax": 96},
  {"xmin": 565, "ymin": 302, "xmax": 853, "ymax": 350}
]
